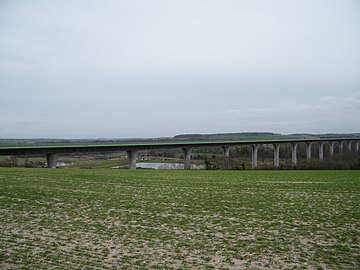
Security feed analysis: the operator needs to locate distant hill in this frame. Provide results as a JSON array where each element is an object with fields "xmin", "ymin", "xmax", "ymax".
[
  {"xmin": 0, "ymin": 137, "xmax": 172, "ymax": 147},
  {"xmin": 1, "ymin": 132, "xmax": 359, "ymax": 147},
  {"xmin": 174, "ymin": 132, "xmax": 281, "ymax": 141},
  {"xmin": 173, "ymin": 132, "xmax": 360, "ymax": 141}
]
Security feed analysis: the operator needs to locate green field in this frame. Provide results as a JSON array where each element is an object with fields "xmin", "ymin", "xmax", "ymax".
[{"xmin": 1, "ymin": 169, "xmax": 359, "ymax": 269}]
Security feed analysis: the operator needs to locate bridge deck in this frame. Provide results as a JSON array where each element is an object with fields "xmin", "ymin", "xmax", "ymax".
[{"xmin": 0, "ymin": 137, "xmax": 357, "ymax": 155}]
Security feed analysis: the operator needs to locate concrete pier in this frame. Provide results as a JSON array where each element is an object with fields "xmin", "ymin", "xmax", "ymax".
[
  {"xmin": 273, "ymin": 143, "xmax": 280, "ymax": 168},
  {"xmin": 339, "ymin": 141, "xmax": 344, "ymax": 153},
  {"xmin": 348, "ymin": 141, "xmax": 352, "ymax": 152},
  {"xmin": 330, "ymin": 142, "xmax": 335, "ymax": 156},
  {"xmin": 223, "ymin": 146, "xmax": 230, "ymax": 170},
  {"xmin": 183, "ymin": 147, "xmax": 193, "ymax": 170},
  {"xmin": 46, "ymin": 153, "xmax": 57, "ymax": 168},
  {"xmin": 127, "ymin": 150, "xmax": 138, "ymax": 170},
  {"xmin": 306, "ymin": 142, "xmax": 312, "ymax": 160},
  {"xmin": 319, "ymin": 142, "xmax": 324, "ymax": 161},
  {"xmin": 356, "ymin": 141, "xmax": 359, "ymax": 153},
  {"xmin": 291, "ymin": 143, "xmax": 298, "ymax": 166},
  {"xmin": 251, "ymin": 144, "xmax": 259, "ymax": 169}
]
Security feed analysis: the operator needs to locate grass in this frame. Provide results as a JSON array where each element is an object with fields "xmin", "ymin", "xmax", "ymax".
[{"xmin": 0, "ymin": 168, "xmax": 359, "ymax": 269}]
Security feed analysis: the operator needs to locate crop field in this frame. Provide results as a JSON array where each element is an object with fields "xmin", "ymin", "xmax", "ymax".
[{"xmin": 0, "ymin": 168, "xmax": 359, "ymax": 269}]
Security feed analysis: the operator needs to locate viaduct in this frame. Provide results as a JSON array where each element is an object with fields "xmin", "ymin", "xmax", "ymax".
[{"xmin": 0, "ymin": 138, "xmax": 359, "ymax": 170}]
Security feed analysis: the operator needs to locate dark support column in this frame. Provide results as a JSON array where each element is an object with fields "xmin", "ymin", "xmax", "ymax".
[
  {"xmin": 46, "ymin": 153, "xmax": 57, "ymax": 168},
  {"xmin": 291, "ymin": 143, "xmax": 298, "ymax": 166},
  {"xmin": 127, "ymin": 150, "xmax": 138, "ymax": 170},
  {"xmin": 273, "ymin": 143, "xmax": 280, "ymax": 168},
  {"xmin": 319, "ymin": 142, "xmax": 324, "ymax": 161},
  {"xmin": 251, "ymin": 144, "xmax": 259, "ymax": 169},
  {"xmin": 356, "ymin": 141, "xmax": 359, "ymax": 154},
  {"xmin": 348, "ymin": 141, "xmax": 352, "ymax": 153},
  {"xmin": 182, "ymin": 147, "xmax": 193, "ymax": 170},
  {"xmin": 306, "ymin": 142, "xmax": 312, "ymax": 160},
  {"xmin": 222, "ymin": 146, "xmax": 230, "ymax": 170}
]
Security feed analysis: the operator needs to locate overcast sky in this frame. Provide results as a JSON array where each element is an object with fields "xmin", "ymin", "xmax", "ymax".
[{"xmin": 1, "ymin": 0, "xmax": 359, "ymax": 138}]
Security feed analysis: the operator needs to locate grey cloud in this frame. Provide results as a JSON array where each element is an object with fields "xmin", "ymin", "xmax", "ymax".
[{"xmin": 0, "ymin": 0, "xmax": 359, "ymax": 138}]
